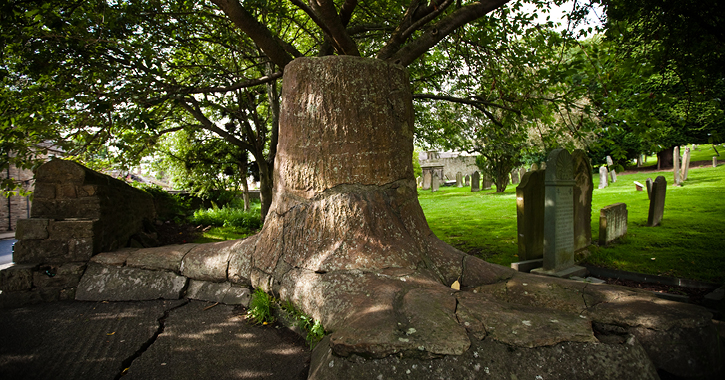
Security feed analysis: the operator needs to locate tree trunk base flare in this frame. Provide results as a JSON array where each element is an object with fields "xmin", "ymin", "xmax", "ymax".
[{"xmin": 226, "ymin": 57, "xmax": 722, "ymax": 379}]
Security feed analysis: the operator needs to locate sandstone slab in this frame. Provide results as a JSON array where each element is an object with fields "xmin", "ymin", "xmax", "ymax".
[
  {"xmin": 127, "ymin": 243, "xmax": 196, "ymax": 272},
  {"xmin": 180, "ymin": 240, "xmax": 237, "ymax": 282},
  {"xmin": 185, "ymin": 279, "xmax": 251, "ymax": 306},
  {"xmin": 75, "ymin": 263, "xmax": 187, "ymax": 301}
]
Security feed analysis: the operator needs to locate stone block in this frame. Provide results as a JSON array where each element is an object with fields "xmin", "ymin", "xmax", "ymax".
[
  {"xmin": 33, "ymin": 262, "xmax": 86, "ymax": 289},
  {"xmin": 181, "ymin": 240, "xmax": 238, "ymax": 282},
  {"xmin": 48, "ymin": 219, "xmax": 99, "ymax": 240},
  {"xmin": 0, "ymin": 289, "xmax": 43, "ymax": 309},
  {"xmin": 77, "ymin": 185, "xmax": 98, "ymax": 197},
  {"xmin": 75, "ymin": 263, "xmax": 188, "ymax": 301},
  {"xmin": 228, "ymin": 236, "xmax": 258, "ymax": 285},
  {"xmin": 12, "ymin": 239, "xmax": 69, "ymax": 264},
  {"xmin": 516, "ymin": 170, "xmax": 545, "ymax": 261},
  {"xmin": 510, "ymin": 259, "xmax": 543, "ymax": 273},
  {"xmin": 0, "ymin": 264, "xmax": 37, "ymax": 291},
  {"xmin": 127, "ymin": 244, "xmax": 197, "ymax": 272},
  {"xmin": 90, "ymin": 249, "xmax": 137, "ymax": 266},
  {"xmin": 32, "ymin": 184, "xmax": 56, "ymax": 199},
  {"xmin": 185, "ymin": 280, "xmax": 251, "ymax": 305},
  {"xmin": 15, "ymin": 218, "xmax": 50, "ymax": 240}
]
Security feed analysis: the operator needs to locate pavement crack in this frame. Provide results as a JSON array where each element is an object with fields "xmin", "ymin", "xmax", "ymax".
[{"xmin": 115, "ymin": 300, "xmax": 190, "ymax": 379}]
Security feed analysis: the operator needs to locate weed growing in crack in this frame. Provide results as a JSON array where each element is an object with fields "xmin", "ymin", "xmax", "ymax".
[
  {"xmin": 281, "ymin": 300, "xmax": 326, "ymax": 348},
  {"xmin": 246, "ymin": 288, "xmax": 276, "ymax": 325}
]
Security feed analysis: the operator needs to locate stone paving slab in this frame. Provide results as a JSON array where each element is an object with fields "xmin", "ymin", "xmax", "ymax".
[
  {"xmin": 124, "ymin": 300, "xmax": 310, "ymax": 380},
  {"xmin": 0, "ymin": 300, "xmax": 182, "ymax": 380}
]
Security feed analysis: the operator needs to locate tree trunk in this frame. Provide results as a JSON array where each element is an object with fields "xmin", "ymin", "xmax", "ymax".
[
  {"xmin": 226, "ymin": 57, "xmax": 719, "ymax": 375},
  {"xmin": 256, "ymin": 158, "xmax": 273, "ymax": 223},
  {"xmin": 240, "ymin": 159, "xmax": 250, "ymax": 212}
]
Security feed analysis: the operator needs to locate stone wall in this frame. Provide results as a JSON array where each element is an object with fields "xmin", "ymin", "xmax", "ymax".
[
  {"xmin": 419, "ymin": 154, "xmax": 477, "ymax": 181},
  {"xmin": 14, "ymin": 159, "xmax": 157, "ymax": 264},
  {"xmin": 0, "ymin": 163, "xmax": 34, "ymax": 232}
]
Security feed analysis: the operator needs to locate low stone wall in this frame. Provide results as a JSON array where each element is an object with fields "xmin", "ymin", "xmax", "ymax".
[{"xmin": 419, "ymin": 155, "xmax": 477, "ymax": 181}]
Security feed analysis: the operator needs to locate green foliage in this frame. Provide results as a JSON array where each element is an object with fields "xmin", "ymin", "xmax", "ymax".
[
  {"xmin": 190, "ymin": 203, "xmax": 262, "ymax": 231},
  {"xmin": 246, "ymin": 288, "xmax": 276, "ymax": 325},
  {"xmin": 136, "ymin": 183, "xmax": 192, "ymax": 223},
  {"xmin": 412, "ymin": 148, "xmax": 422, "ymax": 179},
  {"xmin": 281, "ymin": 301, "xmax": 326, "ymax": 348}
]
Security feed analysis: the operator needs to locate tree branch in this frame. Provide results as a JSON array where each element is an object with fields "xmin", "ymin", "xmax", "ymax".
[
  {"xmin": 210, "ymin": 0, "xmax": 294, "ymax": 69},
  {"xmin": 180, "ymin": 72, "xmax": 283, "ymax": 94},
  {"xmin": 178, "ymin": 97, "xmax": 254, "ymax": 152},
  {"xmin": 307, "ymin": 0, "xmax": 360, "ymax": 56},
  {"xmin": 414, "ymin": 93, "xmax": 521, "ymax": 114},
  {"xmin": 387, "ymin": 0, "xmax": 511, "ymax": 66}
]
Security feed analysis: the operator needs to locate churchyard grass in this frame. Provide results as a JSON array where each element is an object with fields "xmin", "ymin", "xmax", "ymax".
[
  {"xmin": 418, "ymin": 163, "xmax": 725, "ymax": 284},
  {"xmin": 636, "ymin": 144, "xmax": 723, "ymax": 168}
]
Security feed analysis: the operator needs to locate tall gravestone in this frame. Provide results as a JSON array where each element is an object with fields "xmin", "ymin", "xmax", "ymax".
[
  {"xmin": 647, "ymin": 176, "xmax": 667, "ymax": 227},
  {"xmin": 422, "ymin": 170, "xmax": 432, "ymax": 190},
  {"xmin": 431, "ymin": 172, "xmax": 440, "ymax": 192},
  {"xmin": 572, "ymin": 150, "xmax": 593, "ymax": 252},
  {"xmin": 610, "ymin": 168, "xmax": 617, "ymax": 183},
  {"xmin": 516, "ymin": 170, "xmax": 545, "ymax": 261},
  {"xmin": 455, "ymin": 172, "xmax": 463, "ymax": 187},
  {"xmin": 471, "ymin": 171, "xmax": 480, "ymax": 192},
  {"xmin": 464, "ymin": 174, "xmax": 470, "ymax": 187},
  {"xmin": 416, "ymin": 176, "xmax": 422, "ymax": 187},
  {"xmin": 541, "ymin": 149, "xmax": 575, "ymax": 272},
  {"xmin": 645, "ymin": 178, "xmax": 653, "ymax": 200},
  {"xmin": 511, "ymin": 169, "xmax": 520, "ymax": 185},
  {"xmin": 682, "ymin": 147, "xmax": 691, "ymax": 181},
  {"xmin": 482, "ymin": 175, "xmax": 493, "ymax": 190},
  {"xmin": 673, "ymin": 146, "xmax": 681, "ymax": 186},
  {"xmin": 598, "ymin": 166, "xmax": 608, "ymax": 189},
  {"xmin": 606, "ymin": 156, "xmax": 614, "ymax": 166},
  {"xmin": 714, "ymin": 157, "xmax": 718, "ymax": 168}
]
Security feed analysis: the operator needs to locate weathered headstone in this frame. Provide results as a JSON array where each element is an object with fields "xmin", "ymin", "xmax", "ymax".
[
  {"xmin": 541, "ymin": 149, "xmax": 575, "ymax": 272},
  {"xmin": 606, "ymin": 156, "xmax": 614, "ymax": 166},
  {"xmin": 471, "ymin": 171, "xmax": 480, "ymax": 192},
  {"xmin": 422, "ymin": 170, "xmax": 432, "ymax": 190},
  {"xmin": 516, "ymin": 170, "xmax": 545, "ymax": 261},
  {"xmin": 682, "ymin": 147, "xmax": 691, "ymax": 181},
  {"xmin": 540, "ymin": 161, "xmax": 547, "ymax": 170},
  {"xmin": 530, "ymin": 163, "xmax": 538, "ymax": 171},
  {"xmin": 647, "ymin": 176, "xmax": 667, "ymax": 227},
  {"xmin": 416, "ymin": 176, "xmax": 422, "ymax": 187},
  {"xmin": 637, "ymin": 154, "xmax": 643, "ymax": 167},
  {"xmin": 645, "ymin": 178, "xmax": 653, "ymax": 200},
  {"xmin": 598, "ymin": 166, "xmax": 608, "ymax": 189},
  {"xmin": 519, "ymin": 167, "xmax": 526, "ymax": 180},
  {"xmin": 456, "ymin": 172, "xmax": 463, "ymax": 187},
  {"xmin": 464, "ymin": 174, "xmax": 470, "ymax": 187},
  {"xmin": 714, "ymin": 156, "xmax": 718, "ymax": 168},
  {"xmin": 610, "ymin": 168, "xmax": 617, "ymax": 183},
  {"xmin": 673, "ymin": 146, "xmax": 681, "ymax": 186},
  {"xmin": 482, "ymin": 175, "xmax": 493, "ymax": 190},
  {"xmin": 599, "ymin": 203, "xmax": 628, "ymax": 246},
  {"xmin": 572, "ymin": 150, "xmax": 593, "ymax": 252},
  {"xmin": 634, "ymin": 181, "xmax": 644, "ymax": 191},
  {"xmin": 511, "ymin": 169, "xmax": 520, "ymax": 185},
  {"xmin": 431, "ymin": 172, "xmax": 440, "ymax": 192}
]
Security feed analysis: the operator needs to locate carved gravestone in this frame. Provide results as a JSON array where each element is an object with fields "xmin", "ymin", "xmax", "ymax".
[
  {"xmin": 572, "ymin": 150, "xmax": 593, "ymax": 252},
  {"xmin": 482, "ymin": 175, "xmax": 493, "ymax": 190},
  {"xmin": 511, "ymin": 169, "xmax": 520, "ymax": 185},
  {"xmin": 471, "ymin": 171, "xmax": 480, "ymax": 192},
  {"xmin": 682, "ymin": 147, "xmax": 691, "ymax": 181},
  {"xmin": 647, "ymin": 176, "xmax": 667, "ymax": 227},
  {"xmin": 606, "ymin": 156, "xmax": 614, "ymax": 166},
  {"xmin": 599, "ymin": 203, "xmax": 628, "ymax": 246},
  {"xmin": 542, "ymin": 149, "xmax": 575, "ymax": 272},
  {"xmin": 516, "ymin": 170, "xmax": 545, "ymax": 261},
  {"xmin": 456, "ymin": 172, "xmax": 463, "ymax": 187},
  {"xmin": 422, "ymin": 170, "xmax": 432, "ymax": 190},
  {"xmin": 464, "ymin": 174, "xmax": 470, "ymax": 187},
  {"xmin": 610, "ymin": 168, "xmax": 617, "ymax": 183},
  {"xmin": 432, "ymin": 172, "xmax": 440, "ymax": 192},
  {"xmin": 673, "ymin": 146, "xmax": 681, "ymax": 186},
  {"xmin": 598, "ymin": 166, "xmax": 608, "ymax": 189},
  {"xmin": 646, "ymin": 178, "xmax": 653, "ymax": 200}
]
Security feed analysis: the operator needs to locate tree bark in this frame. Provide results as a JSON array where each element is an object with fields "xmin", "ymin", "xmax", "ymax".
[{"xmin": 657, "ymin": 146, "xmax": 674, "ymax": 169}]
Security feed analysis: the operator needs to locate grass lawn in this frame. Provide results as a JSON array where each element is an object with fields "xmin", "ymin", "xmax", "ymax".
[
  {"xmin": 634, "ymin": 144, "xmax": 723, "ymax": 169},
  {"xmin": 418, "ymin": 161, "xmax": 725, "ymax": 284}
]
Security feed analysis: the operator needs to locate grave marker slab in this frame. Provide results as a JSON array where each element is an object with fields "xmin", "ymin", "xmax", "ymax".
[
  {"xmin": 673, "ymin": 146, "xmax": 681, "ymax": 186},
  {"xmin": 542, "ymin": 149, "xmax": 575, "ymax": 272},
  {"xmin": 714, "ymin": 157, "xmax": 718, "ymax": 168},
  {"xmin": 482, "ymin": 175, "xmax": 493, "ymax": 190},
  {"xmin": 647, "ymin": 176, "xmax": 667, "ymax": 227},
  {"xmin": 471, "ymin": 171, "xmax": 480, "ymax": 192},
  {"xmin": 606, "ymin": 156, "xmax": 614, "ymax": 166},
  {"xmin": 598, "ymin": 166, "xmax": 608, "ymax": 189},
  {"xmin": 610, "ymin": 168, "xmax": 617, "ymax": 183},
  {"xmin": 464, "ymin": 174, "xmax": 470, "ymax": 187},
  {"xmin": 531, "ymin": 163, "xmax": 539, "ymax": 171},
  {"xmin": 431, "ymin": 172, "xmax": 440, "ymax": 192},
  {"xmin": 516, "ymin": 170, "xmax": 545, "ymax": 261},
  {"xmin": 572, "ymin": 150, "xmax": 593, "ymax": 252},
  {"xmin": 456, "ymin": 172, "xmax": 463, "ymax": 187},
  {"xmin": 599, "ymin": 203, "xmax": 628, "ymax": 246},
  {"xmin": 645, "ymin": 178, "xmax": 653, "ymax": 200},
  {"xmin": 511, "ymin": 169, "xmax": 520, "ymax": 185},
  {"xmin": 682, "ymin": 147, "xmax": 691, "ymax": 181},
  {"xmin": 422, "ymin": 170, "xmax": 432, "ymax": 190}
]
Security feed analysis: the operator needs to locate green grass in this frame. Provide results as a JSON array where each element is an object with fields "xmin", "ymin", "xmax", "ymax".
[
  {"xmin": 634, "ymin": 144, "xmax": 723, "ymax": 169},
  {"xmin": 418, "ymin": 163, "xmax": 725, "ymax": 284},
  {"xmin": 193, "ymin": 226, "xmax": 255, "ymax": 243}
]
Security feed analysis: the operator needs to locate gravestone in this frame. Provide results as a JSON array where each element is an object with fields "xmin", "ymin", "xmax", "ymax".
[
  {"xmin": 634, "ymin": 181, "xmax": 644, "ymax": 191},
  {"xmin": 471, "ymin": 171, "xmax": 480, "ymax": 192},
  {"xmin": 572, "ymin": 150, "xmax": 593, "ymax": 252},
  {"xmin": 422, "ymin": 170, "xmax": 432, "ymax": 190},
  {"xmin": 511, "ymin": 169, "xmax": 520, "ymax": 185},
  {"xmin": 599, "ymin": 203, "xmax": 628, "ymax": 246},
  {"xmin": 645, "ymin": 178, "xmax": 653, "ymax": 200},
  {"xmin": 464, "ymin": 174, "xmax": 470, "ymax": 187},
  {"xmin": 416, "ymin": 176, "xmax": 422, "ymax": 188},
  {"xmin": 482, "ymin": 175, "xmax": 493, "ymax": 190},
  {"xmin": 541, "ymin": 149, "xmax": 576, "ymax": 272},
  {"xmin": 682, "ymin": 147, "xmax": 691, "ymax": 181},
  {"xmin": 431, "ymin": 172, "xmax": 440, "ymax": 192},
  {"xmin": 516, "ymin": 170, "xmax": 545, "ymax": 261},
  {"xmin": 637, "ymin": 154, "xmax": 643, "ymax": 167},
  {"xmin": 606, "ymin": 156, "xmax": 614, "ymax": 166},
  {"xmin": 610, "ymin": 168, "xmax": 617, "ymax": 183},
  {"xmin": 714, "ymin": 157, "xmax": 718, "ymax": 167},
  {"xmin": 673, "ymin": 146, "xmax": 681, "ymax": 186},
  {"xmin": 598, "ymin": 166, "xmax": 608, "ymax": 189},
  {"xmin": 519, "ymin": 167, "xmax": 526, "ymax": 180},
  {"xmin": 456, "ymin": 172, "xmax": 463, "ymax": 187},
  {"xmin": 540, "ymin": 161, "xmax": 547, "ymax": 170},
  {"xmin": 647, "ymin": 176, "xmax": 667, "ymax": 227}
]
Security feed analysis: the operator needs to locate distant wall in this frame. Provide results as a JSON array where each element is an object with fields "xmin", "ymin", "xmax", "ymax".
[
  {"xmin": 0, "ymin": 163, "xmax": 34, "ymax": 232},
  {"xmin": 419, "ymin": 155, "xmax": 478, "ymax": 181}
]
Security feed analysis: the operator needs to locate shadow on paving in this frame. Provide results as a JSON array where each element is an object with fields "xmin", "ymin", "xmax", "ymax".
[{"xmin": 0, "ymin": 300, "xmax": 310, "ymax": 380}]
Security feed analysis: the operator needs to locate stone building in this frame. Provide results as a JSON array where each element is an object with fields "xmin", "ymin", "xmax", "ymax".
[{"xmin": 418, "ymin": 151, "xmax": 478, "ymax": 182}]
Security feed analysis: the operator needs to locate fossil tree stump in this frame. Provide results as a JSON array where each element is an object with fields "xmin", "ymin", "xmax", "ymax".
[{"xmin": 226, "ymin": 56, "xmax": 722, "ymax": 379}]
